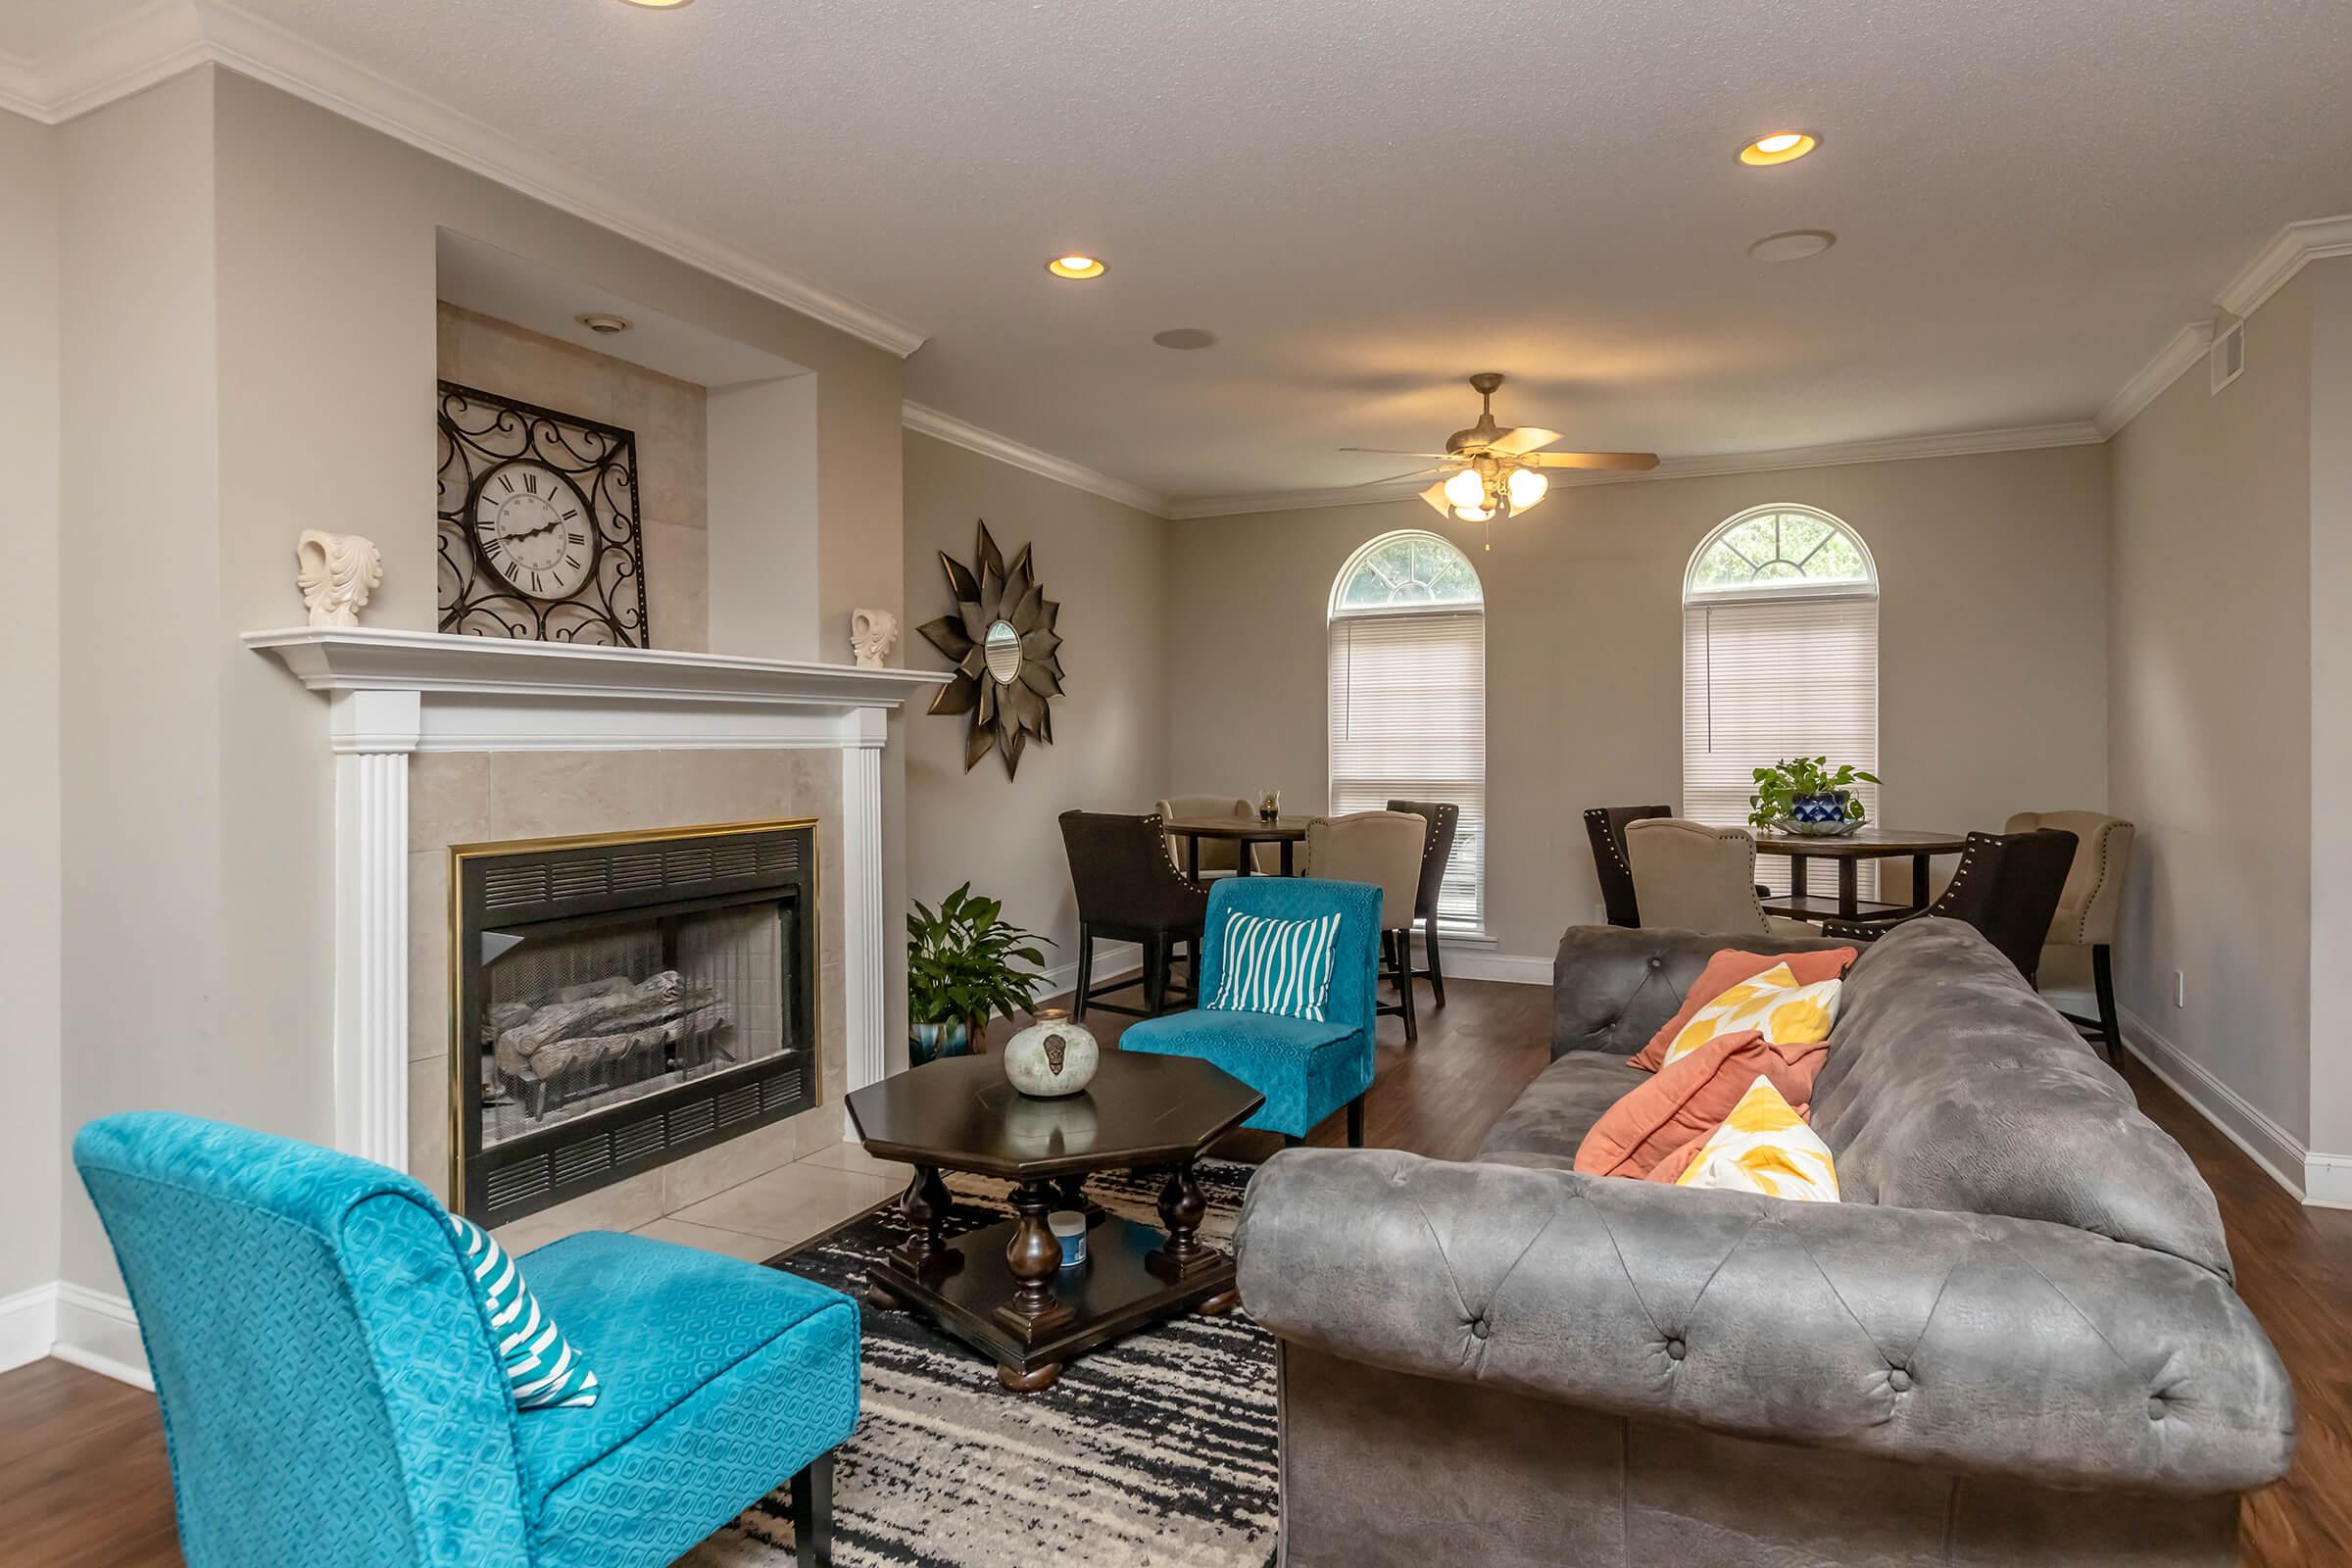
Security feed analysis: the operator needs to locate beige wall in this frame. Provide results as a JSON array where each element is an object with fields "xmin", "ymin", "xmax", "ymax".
[
  {"xmin": 57, "ymin": 72, "xmax": 229, "ymax": 1294},
  {"xmin": 0, "ymin": 110, "xmax": 63, "ymax": 1299},
  {"xmin": 902, "ymin": 431, "xmax": 1171, "ymax": 1009},
  {"xmin": 2108, "ymin": 270, "xmax": 2316, "ymax": 1148},
  {"xmin": 47, "ymin": 67, "xmax": 910, "ymax": 1298},
  {"xmin": 1166, "ymin": 445, "xmax": 2112, "ymax": 964},
  {"xmin": 435, "ymin": 302, "xmax": 711, "ymax": 652},
  {"xmin": 2310, "ymin": 259, "xmax": 2352, "ymax": 1161}
]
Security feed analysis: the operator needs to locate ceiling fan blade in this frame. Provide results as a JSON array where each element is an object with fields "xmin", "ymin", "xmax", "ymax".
[
  {"xmin": 1419, "ymin": 481, "xmax": 1453, "ymax": 516},
  {"xmin": 1528, "ymin": 450, "xmax": 1662, "ymax": 471},
  {"xmin": 1489, "ymin": 426, "xmax": 1565, "ymax": 456},
  {"xmin": 1339, "ymin": 447, "xmax": 1454, "ymax": 458},
  {"xmin": 1353, "ymin": 466, "xmax": 1448, "ymax": 486}
]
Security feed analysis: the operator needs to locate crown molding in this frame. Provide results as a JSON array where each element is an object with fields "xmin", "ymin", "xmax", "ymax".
[
  {"xmin": 2094, "ymin": 321, "xmax": 2214, "ymax": 438},
  {"xmin": 2217, "ymin": 214, "xmax": 2352, "ymax": 319},
  {"xmin": 2098, "ymin": 213, "xmax": 2352, "ymax": 438},
  {"xmin": 902, "ymin": 402, "xmax": 1172, "ymax": 516},
  {"xmin": 1, "ymin": 1, "xmax": 930, "ymax": 360},
  {"xmin": 1167, "ymin": 420, "xmax": 2105, "ymax": 519}
]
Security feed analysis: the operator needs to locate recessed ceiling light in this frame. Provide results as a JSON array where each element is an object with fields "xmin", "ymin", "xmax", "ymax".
[
  {"xmin": 1739, "ymin": 131, "xmax": 1818, "ymax": 167},
  {"xmin": 617, "ymin": 0, "xmax": 696, "ymax": 9},
  {"xmin": 1747, "ymin": 229, "xmax": 1837, "ymax": 263},
  {"xmin": 1046, "ymin": 255, "xmax": 1106, "ymax": 279},
  {"xmin": 1152, "ymin": 327, "xmax": 1217, "ymax": 350},
  {"xmin": 575, "ymin": 312, "xmax": 633, "ymax": 335}
]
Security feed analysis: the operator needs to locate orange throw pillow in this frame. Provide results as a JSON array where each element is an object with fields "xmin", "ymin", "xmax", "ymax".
[
  {"xmin": 1576, "ymin": 1029, "xmax": 1832, "ymax": 1179},
  {"xmin": 1628, "ymin": 947, "xmax": 1856, "ymax": 1072}
]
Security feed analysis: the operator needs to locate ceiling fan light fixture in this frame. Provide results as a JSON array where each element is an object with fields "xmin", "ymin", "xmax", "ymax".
[
  {"xmin": 1505, "ymin": 466, "xmax": 1549, "ymax": 511},
  {"xmin": 1739, "ymin": 131, "xmax": 1818, "ymax": 166},
  {"xmin": 1443, "ymin": 468, "xmax": 1488, "ymax": 511},
  {"xmin": 1453, "ymin": 504, "xmax": 1494, "ymax": 524},
  {"xmin": 1046, "ymin": 255, "xmax": 1106, "ymax": 279}
]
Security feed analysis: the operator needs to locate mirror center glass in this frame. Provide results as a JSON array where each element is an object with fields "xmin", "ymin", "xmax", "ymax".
[{"xmin": 983, "ymin": 619, "xmax": 1022, "ymax": 684}]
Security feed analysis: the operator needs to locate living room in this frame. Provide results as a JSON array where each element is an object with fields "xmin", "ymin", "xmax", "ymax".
[{"xmin": 0, "ymin": 2, "xmax": 2346, "ymax": 1565}]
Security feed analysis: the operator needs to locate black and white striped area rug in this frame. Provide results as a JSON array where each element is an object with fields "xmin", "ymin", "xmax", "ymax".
[{"xmin": 682, "ymin": 1160, "xmax": 1279, "ymax": 1568}]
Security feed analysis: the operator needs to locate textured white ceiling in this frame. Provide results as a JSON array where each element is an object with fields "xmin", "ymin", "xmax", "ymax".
[{"xmin": 15, "ymin": 0, "xmax": 2352, "ymax": 504}]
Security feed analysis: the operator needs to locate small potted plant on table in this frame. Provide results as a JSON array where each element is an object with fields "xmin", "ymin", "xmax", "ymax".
[
  {"xmin": 1748, "ymin": 756, "xmax": 1883, "ymax": 838},
  {"xmin": 906, "ymin": 883, "xmax": 1054, "ymax": 1064}
]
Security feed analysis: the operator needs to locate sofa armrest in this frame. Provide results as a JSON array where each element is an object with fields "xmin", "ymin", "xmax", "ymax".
[{"xmin": 1235, "ymin": 1150, "xmax": 2293, "ymax": 1494}]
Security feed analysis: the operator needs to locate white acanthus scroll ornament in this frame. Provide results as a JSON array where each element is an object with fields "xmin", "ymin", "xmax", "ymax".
[
  {"xmin": 850, "ymin": 608, "xmax": 900, "ymax": 669},
  {"xmin": 295, "ymin": 530, "xmax": 384, "ymax": 627}
]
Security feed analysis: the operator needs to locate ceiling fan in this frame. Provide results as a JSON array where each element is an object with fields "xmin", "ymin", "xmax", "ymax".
[{"xmin": 1342, "ymin": 372, "xmax": 1658, "ymax": 540}]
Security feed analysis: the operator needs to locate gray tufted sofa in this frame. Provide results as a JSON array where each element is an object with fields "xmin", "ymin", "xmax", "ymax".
[{"xmin": 1233, "ymin": 918, "xmax": 2293, "ymax": 1567}]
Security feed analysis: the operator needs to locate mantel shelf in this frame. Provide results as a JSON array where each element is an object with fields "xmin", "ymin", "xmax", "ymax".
[{"xmin": 244, "ymin": 626, "xmax": 952, "ymax": 710}]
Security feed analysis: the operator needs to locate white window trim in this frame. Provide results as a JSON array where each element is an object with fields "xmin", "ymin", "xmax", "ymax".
[
  {"xmin": 1681, "ymin": 505, "xmax": 1882, "ymax": 900},
  {"xmin": 1328, "ymin": 530, "xmax": 1488, "ymax": 931}
]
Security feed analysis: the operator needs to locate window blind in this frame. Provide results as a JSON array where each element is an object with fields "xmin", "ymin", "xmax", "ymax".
[
  {"xmin": 1328, "ymin": 608, "xmax": 1485, "ymax": 927},
  {"xmin": 1681, "ymin": 592, "xmax": 1880, "ymax": 898}
]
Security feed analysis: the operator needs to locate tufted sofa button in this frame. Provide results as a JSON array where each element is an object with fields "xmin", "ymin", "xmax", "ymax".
[
  {"xmin": 2147, "ymin": 1396, "xmax": 2167, "ymax": 1421},
  {"xmin": 1647, "ymin": 956, "xmax": 1664, "ymax": 970},
  {"xmin": 1887, "ymin": 1368, "xmax": 1913, "ymax": 1393},
  {"xmin": 1470, "ymin": 1317, "xmax": 1491, "ymax": 1341},
  {"xmin": 1665, "ymin": 1338, "xmax": 1686, "ymax": 1360}
]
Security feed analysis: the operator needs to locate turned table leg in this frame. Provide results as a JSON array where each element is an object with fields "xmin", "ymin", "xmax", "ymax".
[
  {"xmin": 871, "ymin": 1165, "xmax": 958, "ymax": 1307},
  {"xmin": 991, "ymin": 1179, "xmax": 1076, "ymax": 1387},
  {"xmin": 1054, "ymin": 1171, "xmax": 1105, "ymax": 1227},
  {"xmin": 1149, "ymin": 1161, "xmax": 1222, "ymax": 1284}
]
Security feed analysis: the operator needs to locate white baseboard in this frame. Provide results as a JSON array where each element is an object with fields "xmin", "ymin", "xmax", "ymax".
[
  {"xmin": 1438, "ymin": 950, "xmax": 1551, "ymax": 986},
  {"xmin": 1040, "ymin": 942, "xmax": 1142, "ymax": 1004},
  {"xmin": 0, "ymin": 1282, "xmax": 59, "ymax": 1376},
  {"xmin": 2305, "ymin": 1152, "xmax": 2352, "ymax": 1210},
  {"xmin": 2119, "ymin": 1006, "xmax": 2308, "ymax": 1201},
  {"xmin": 49, "ymin": 1282, "xmax": 151, "ymax": 1390}
]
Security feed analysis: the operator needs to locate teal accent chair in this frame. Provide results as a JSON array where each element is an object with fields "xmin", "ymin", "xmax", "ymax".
[
  {"xmin": 73, "ymin": 1112, "xmax": 858, "ymax": 1568},
  {"xmin": 1121, "ymin": 876, "xmax": 1383, "ymax": 1145}
]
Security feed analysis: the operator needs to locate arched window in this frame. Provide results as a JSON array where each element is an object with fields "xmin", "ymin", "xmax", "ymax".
[
  {"xmin": 1682, "ymin": 505, "xmax": 1880, "ymax": 896},
  {"xmin": 1329, "ymin": 531, "xmax": 1486, "ymax": 928}
]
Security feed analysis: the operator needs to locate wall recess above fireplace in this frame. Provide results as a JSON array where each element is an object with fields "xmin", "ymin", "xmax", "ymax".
[{"xmin": 452, "ymin": 819, "xmax": 818, "ymax": 1224}]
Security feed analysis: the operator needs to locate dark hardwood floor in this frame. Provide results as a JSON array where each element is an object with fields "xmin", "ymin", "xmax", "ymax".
[{"xmin": 4, "ymin": 976, "xmax": 2344, "ymax": 1565}]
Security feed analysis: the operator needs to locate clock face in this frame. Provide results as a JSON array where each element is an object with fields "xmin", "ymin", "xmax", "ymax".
[{"xmin": 470, "ymin": 461, "xmax": 596, "ymax": 600}]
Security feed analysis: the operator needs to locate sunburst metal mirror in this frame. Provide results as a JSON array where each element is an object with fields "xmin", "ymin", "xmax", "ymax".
[{"xmin": 917, "ymin": 521, "xmax": 1064, "ymax": 778}]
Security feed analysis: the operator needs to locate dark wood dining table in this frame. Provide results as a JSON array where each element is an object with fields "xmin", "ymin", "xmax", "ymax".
[
  {"xmin": 1161, "ymin": 814, "xmax": 1314, "ymax": 879},
  {"xmin": 1750, "ymin": 825, "xmax": 1971, "ymax": 921}
]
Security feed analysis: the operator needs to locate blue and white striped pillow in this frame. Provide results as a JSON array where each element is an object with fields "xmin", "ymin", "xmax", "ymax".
[
  {"xmin": 1205, "ymin": 909, "xmax": 1344, "ymax": 1021},
  {"xmin": 446, "ymin": 1214, "xmax": 600, "ymax": 1411}
]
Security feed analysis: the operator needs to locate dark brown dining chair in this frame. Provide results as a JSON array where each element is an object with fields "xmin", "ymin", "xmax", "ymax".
[
  {"xmin": 1824, "ymin": 827, "xmax": 2079, "ymax": 985},
  {"xmin": 1584, "ymin": 805, "xmax": 1671, "ymax": 927},
  {"xmin": 1058, "ymin": 810, "xmax": 1210, "ymax": 1021},
  {"xmin": 1386, "ymin": 799, "xmax": 1460, "ymax": 1006}
]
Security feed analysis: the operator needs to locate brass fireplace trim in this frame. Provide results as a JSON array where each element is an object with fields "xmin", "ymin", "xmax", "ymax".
[{"xmin": 445, "ymin": 815, "xmax": 825, "ymax": 1217}]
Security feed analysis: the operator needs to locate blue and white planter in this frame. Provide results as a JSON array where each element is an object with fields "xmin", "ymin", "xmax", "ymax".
[{"xmin": 1780, "ymin": 791, "xmax": 1862, "ymax": 838}]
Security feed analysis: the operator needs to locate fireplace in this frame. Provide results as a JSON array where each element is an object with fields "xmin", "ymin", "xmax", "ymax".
[{"xmin": 451, "ymin": 819, "xmax": 818, "ymax": 1224}]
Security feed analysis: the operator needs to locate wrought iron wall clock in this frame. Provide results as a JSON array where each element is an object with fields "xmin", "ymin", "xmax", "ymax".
[
  {"xmin": 918, "ymin": 521, "xmax": 1064, "ymax": 778},
  {"xmin": 437, "ymin": 381, "xmax": 650, "ymax": 645}
]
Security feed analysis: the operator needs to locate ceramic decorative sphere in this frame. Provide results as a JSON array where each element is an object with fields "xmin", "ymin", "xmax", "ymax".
[{"xmin": 1003, "ymin": 1008, "xmax": 1100, "ymax": 1098}]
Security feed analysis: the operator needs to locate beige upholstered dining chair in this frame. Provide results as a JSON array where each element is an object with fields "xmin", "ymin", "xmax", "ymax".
[
  {"xmin": 1304, "ymin": 810, "xmax": 1427, "ymax": 1043},
  {"xmin": 1624, "ymin": 817, "xmax": 1815, "ymax": 937},
  {"xmin": 2005, "ymin": 809, "xmax": 2134, "ymax": 1060},
  {"xmin": 1153, "ymin": 795, "xmax": 1270, "ymax": 876}
]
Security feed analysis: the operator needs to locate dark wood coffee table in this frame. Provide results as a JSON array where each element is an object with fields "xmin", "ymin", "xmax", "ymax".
[{"xmin": 845, "ymin": 1052, "xmax": 1263, "ymax": 1392}]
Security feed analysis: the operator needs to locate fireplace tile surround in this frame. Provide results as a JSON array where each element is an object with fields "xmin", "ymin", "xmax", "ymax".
[{"xmin": 247, "ymin": 627, "xmax": 949, "ymax": 1250}]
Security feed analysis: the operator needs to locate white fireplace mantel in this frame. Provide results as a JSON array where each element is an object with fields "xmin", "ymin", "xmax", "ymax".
[{"xmin": 245, "ymin": 627, "xmax": 950, "ymax": 1166}]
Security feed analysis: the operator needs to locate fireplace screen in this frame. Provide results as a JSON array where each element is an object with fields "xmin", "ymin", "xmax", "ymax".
[{"xmin": 453, "ymin": 820, "xmax": 817, "ymax": 1224}]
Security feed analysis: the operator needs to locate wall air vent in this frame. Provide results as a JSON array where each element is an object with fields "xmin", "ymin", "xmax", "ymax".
[{"xmin": 2211, "ymin": 316, "xmax": 2246, "ymax": 394}]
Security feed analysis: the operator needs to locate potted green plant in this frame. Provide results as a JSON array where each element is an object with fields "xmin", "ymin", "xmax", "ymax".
[
  {"xmin": 1747, "ymin": 756, "xmax": 1883, "ymax": 838},
  {"xmin": 906, "ymin": 883, "xmax": 1054, "ymax": 1064}
]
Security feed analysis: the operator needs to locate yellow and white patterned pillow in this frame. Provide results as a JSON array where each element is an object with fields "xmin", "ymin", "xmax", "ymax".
[
  {"xmin": 1676, "ymin": 1076, "xmax": 1840, "ymax": 1201},
  {"xmin": 1660, "ymin": 965, "xmax": 1843, "ymax": 1065}
]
